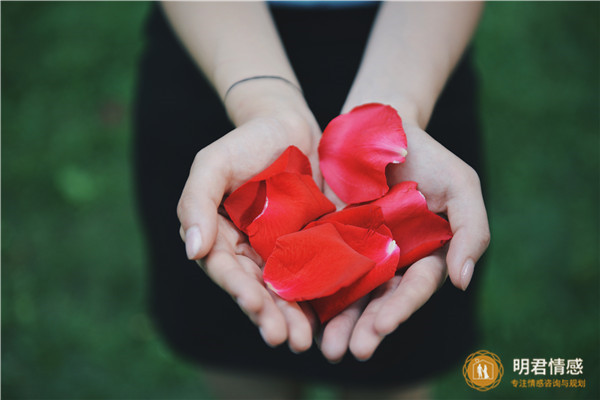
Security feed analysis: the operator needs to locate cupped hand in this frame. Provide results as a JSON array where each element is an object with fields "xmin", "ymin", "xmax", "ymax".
[
  {"xmin": 318, "ymin": 121, "xmax": 490, "ymax": 362},
  {"xmin": 177, "ymin": 101, "xmax": 322, "ymax": 352}
]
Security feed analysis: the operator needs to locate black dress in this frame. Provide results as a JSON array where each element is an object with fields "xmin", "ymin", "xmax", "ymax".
[{"xmin": 133, "ymin": 3, "xmax": 484, "ymax": 388}]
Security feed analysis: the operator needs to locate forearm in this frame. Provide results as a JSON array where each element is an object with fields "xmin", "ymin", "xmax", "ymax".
[
  {"xmin": 161, "ymin": 1, "xmax": 310, "ymax": 126},
  {"xmin": 343, "ymin": 1, "xmax": 483, "ymax": 128}
]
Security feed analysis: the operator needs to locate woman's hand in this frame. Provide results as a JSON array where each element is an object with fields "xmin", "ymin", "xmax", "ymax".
[
  {"xmin": 177, "ymin": 84, "xmax": 323, "ymax": 352},
  {"xmin": 313, "ymin": 0, "xmax": 484, "ymax": 364},
  {"xmin": 319, "ymin": 121, "xmax": 490, "ymax": 362},
  {"xmin": 164, "ymin": 0, "xmax": 330, "ymax": 353}
]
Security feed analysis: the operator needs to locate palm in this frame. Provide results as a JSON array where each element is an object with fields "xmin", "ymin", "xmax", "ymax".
[
  {"xmin": 180, "ymin": 115, "xmax": 322, "ymax": 351},
  {"xmin": 203, "ymin": 214, "xmax": 316, "ymax": 350},
  {"xmin": 387, "ymin": 123, "xmax": 469, "ymax": 213},
  {"xmin": 208, "ymin": 116, "xmax": 323, "ymax": 194},
  {"xmin": 318, "ymin": 123, "xmax": 489, "ymax": 362}
]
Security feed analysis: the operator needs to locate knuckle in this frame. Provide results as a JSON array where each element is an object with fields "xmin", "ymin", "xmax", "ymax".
[
  {"xmin": 462, "ymin": 165, "xmax": 482, "ymax": 188},
  {"xmin": 192, "ymin": 147, "xmax": 211, "ymax": 166},
  {"xmin": 177, "ymin": 147, "xmax": 223, "ymax": 223},
  {"xmin": 410, "ymin": 269, "xmax": 442, "ymax": 295},
  {"xmin": 481, "ymin": 228, "xmax": 492, "ymax": 249},
  {"xmin": 417, "ymin": 273, "xmax": 438, "ymax": 294},
  {"xmin": 332, "ymin": 311, "xmax": 357, "ymax": 330},
  {"xmin": 176, "ymin": 192, "xmax": 194, "ymax": 222},
  {"xmin": 192, "ymin": 146, "xmax": 226, "ymax": 180}
]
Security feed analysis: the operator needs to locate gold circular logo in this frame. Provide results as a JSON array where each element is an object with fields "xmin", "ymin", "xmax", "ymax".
[{"xmin": 463, "ymin": 350, "xmax": 504, "ymax": 391}]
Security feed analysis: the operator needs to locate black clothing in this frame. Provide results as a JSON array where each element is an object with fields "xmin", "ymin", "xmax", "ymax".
[{"xmin": 133, "ymin": 3, "xmax": 483, "ymax": 387}]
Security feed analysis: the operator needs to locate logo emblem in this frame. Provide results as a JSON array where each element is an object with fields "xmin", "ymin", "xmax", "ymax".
[{"xmin": 463, "ymin": 350, "xmax": 504, "ymax": 391}]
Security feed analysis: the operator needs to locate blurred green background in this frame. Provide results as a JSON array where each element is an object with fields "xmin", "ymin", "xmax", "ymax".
[{"xmin": 2, "ymin": 2, "xmax": 598, "ymax": 399}]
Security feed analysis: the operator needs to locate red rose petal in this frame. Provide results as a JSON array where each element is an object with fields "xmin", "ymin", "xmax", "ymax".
[
  {"xmin": 329, "ymin": 222, "xmax": 396, "ymax": 264},
  {"xmin": 319, "ymin": 103, "xmax": 408, "ymax": 204},
  {"xmin": 245, "ymin": 172, "xmax": 335, "ymax": 260},
  {"xmin": 263, "ymin": 223, "xmax": 375, "ymax": 301},
  {"xmin": 224, "ymin": 145, "xmax": 313, "ymax": 231},
  {"xmin": 311, "ymin": 203, "xmax": 385, "ymax": 232},
  {"xmin": 303, "ymin": 213, "xmax": 401, "ymax": 322},
  {"xmin": 311, "ymin": 241, "xmax": 399, "ymax": 323},
  {"xmin": 371, "ymin": 181, "xmax": 453, "ymax": 268},
  {"xmin": 252, "ymin": 145, "xmax": 312, "ymax": 182},
  {"xmin": 309, "ymin": 221, "xmax": 399, "ymax": 322},
  {"xmin": 223, "ymin": 181, "xmax": 266, "ymax": 231},
  {"xmin": 224, "ymin": 146, "xmax": 335, "ymax": 260},
  {"xmin": 306, "ymin": 204, "xmax": 398, "ymax": 268}
]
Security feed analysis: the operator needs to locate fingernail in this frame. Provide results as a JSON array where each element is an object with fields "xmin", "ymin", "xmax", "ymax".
[
  {"xmin": 289, "ymin": 344, "xmax": 300, "ymax": 355},
  {"xmin": 185, "ymin": 226, "xmax": 202, "ymax": 259},
  {"xmin": 460, "ymin": 259, "xmax": 475, "ymax": 291},
  {"xmin": 259, "ymin": 327, "xmax": 275, "ymax": 348}
]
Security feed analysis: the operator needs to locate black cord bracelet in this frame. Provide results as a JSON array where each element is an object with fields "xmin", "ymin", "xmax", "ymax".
[{"xmin": 223, "ymin": 75, "xmax": 303, "ymax": 101}]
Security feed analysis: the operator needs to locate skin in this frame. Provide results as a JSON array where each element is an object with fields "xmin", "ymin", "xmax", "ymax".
[
  {"xmin": 321, "ymin": 2, "xmax": 489, "ymax": 362},
  {"xmin": 166, "ymin": 0, "xmax": 489, "ymax": 366}
]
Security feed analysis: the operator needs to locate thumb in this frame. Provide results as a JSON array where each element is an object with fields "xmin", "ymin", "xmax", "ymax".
[
  {"xmin": 177, "ymin": 149, "xmax": 229, "ymax": 260},
  {"xmin": 445, "ymin": 173, "xmax": 490, "ymax": 290}
]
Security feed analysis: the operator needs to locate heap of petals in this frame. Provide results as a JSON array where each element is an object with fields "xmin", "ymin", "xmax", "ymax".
[
  {"xmin": 224, "ymin": 103, "xmax": 452, "ymax": 323},
  {"xmin": 223, "ymin": 146, "xmax": 336, "ymax": 261}
]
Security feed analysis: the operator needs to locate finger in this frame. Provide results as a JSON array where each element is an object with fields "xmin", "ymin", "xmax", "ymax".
[
  {"xmin": 209, "ymin": 218, "xmax": 288, "ymax": 346},
  {"xmin": 234, "ymin": 239, "xmax": 265, "ymax": 269},
  {"xmin": 348, "ymin": 276, "xmax": 402, "ymax": 361},
  {"xmin": 254, "ymin": 288, "xmax": 289, "ymax": 347},
  {"xmin": 204, "ymin": 248, "xmax": 288, "ymax": 347},
  {"xmin": 202, "ymin": 218, "xmax": 264, "ymax": 312},
  {"xmin": 177, "ymin": 147, "xmax": 230, "ymax": 260},
  {"xmin": 319, "ymin": 296, "xmax": 369, "ymax": 363},
  {"xmin": 236, "ymin": 258, "xmax": 288, "ymax": 347},
  {"xmin": 237, "ymin": 282, "xmax": 289, "ymax": 347},
  {"xmin": 445, "ymin": 171, "xmax": 490, "ymax": 290},
  {"xmin": 203, "ymin": 248, "xmax": 265, "ymax": 316},
  {"xmin": 271, "ymin": 294, "xmax": 313, "ymax": 353},
  {"xmin": 299, "ymin": 302, "xmax": 320, "ymax": 339},
  {"xmin": 374, "ymin": 252, "xmax": 447, "ymax": 336}
]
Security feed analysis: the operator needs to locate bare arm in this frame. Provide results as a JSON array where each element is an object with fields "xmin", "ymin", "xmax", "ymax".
[
  {"xmin": 164, "ymin": 1, "xmax": 320, "ymax": 352},
  {"xmin": 343, "ymin": 1, "xmax": 483, "ymax": 127},
  {"xmin": 320, "ymin": 2, "xmax": 490, "ymax": 362},
  {"xmin": 162, "ymin": 3, "xmax": 287, "ymax": 102}
]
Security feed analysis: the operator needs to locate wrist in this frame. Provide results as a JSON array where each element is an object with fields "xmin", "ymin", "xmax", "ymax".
[
  {"xmin": 224, "ymin": 78, "xmax": 321, "ymax": 154},
  {"xmin": 224, "ymin": 77, "xmax": 313, "ymax": 127},
  {"xmin": 341, "ymin": 93, "xmax": 429, "ymax": 130}
]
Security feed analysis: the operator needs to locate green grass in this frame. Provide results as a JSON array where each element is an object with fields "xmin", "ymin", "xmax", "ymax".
[
  {"xmin": 2, "ymin": 2, "xmax": 212, "ymax": 399},
  {"xmin": 434, "ymin": 3, "xmax": 599, "ymax": 399},
  {"xmin": 2, "ymin": 2, "xmax": 598, "ymax": 399}
]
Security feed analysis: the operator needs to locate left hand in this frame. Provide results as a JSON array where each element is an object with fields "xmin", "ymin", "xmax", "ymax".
[{"xmin": 317, "ymin": 121, "xmax": 490, "ymax": 362}]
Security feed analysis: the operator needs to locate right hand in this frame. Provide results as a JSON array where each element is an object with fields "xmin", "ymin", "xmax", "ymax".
[{"xmin": 177, "ymin": 83, "xmax": 323, "ymax": 352}]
